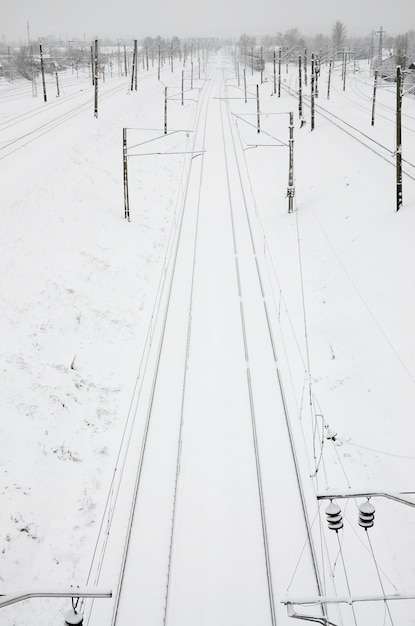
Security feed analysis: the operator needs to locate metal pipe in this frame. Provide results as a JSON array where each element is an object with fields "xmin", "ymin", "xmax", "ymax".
[
  {"xmin": 317, "ymin": 489, "xmax": 415, "ymax": 507},
  {"xmin": 0, "ymin": 587, "xmax": 112, "ymax": 609}
]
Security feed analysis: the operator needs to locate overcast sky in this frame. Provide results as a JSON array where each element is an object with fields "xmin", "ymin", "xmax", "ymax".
[{"xmin": 2, "ymin": 0, "xmax": 414, "ymax": 44}]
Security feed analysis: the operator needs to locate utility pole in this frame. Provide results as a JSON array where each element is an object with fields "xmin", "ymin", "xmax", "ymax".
[
  {"xmin": 304, "ymin": 46, "xmax": 307, "ymax": 87},
  {"xmin": 278, "ymin": 48, "xmax": 281, "ymax": 97},
  {"xmin": 123, "ymin": 128, "xmax": 130, "ymax": 221},
  {"xmin": 39, "ymin": 44, "xmax": 47, "ymax": 102},
  {"xmin": 164, "ymin": 86, "xmax": 168, "ymax": 135},
  {"xmin": 130, "ymin": 40, "xmax": 137, "ymax": 91},
  {"xmin": 134, "ymin": 40, "xmax": 138, "ymax": 90},
  {"xmin": 311, "ymin": 53, "xmax": 315, "ymax": 130},
  {"xmin": 371, "ymin": 70, "xmax": 378, "ymax": 126},
  {"xmin": 256, "ymin": 84, "xmax": 260, "ymax": 133},
  {"xmin": 298, "ymin": 55, "xmax": 302, "ymax": 118},
  {"xmin": 273, "ymin": 50, "xmax": 276, "ymax": 94},
  {"xmin": 287, "ymin": 112, "xmax": 295, "ymax": 213},
  {"xmin": 396, "ymin": 65, "xmax": 403, "ymax": 211},
  {"xmin": 94, "ymin": 39, "xmax": 98, "ymax": 118},
  {"xmin": 90, "ymin": 46, "xmax": 94, "ymax": 84},
  {"xmin": 315, "ymin": 56, "xmax": 319, "ymax": 97}
]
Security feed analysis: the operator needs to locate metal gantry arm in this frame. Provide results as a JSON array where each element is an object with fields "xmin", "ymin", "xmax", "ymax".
[
  {"xmin": 316, "ymin": 488, "xmax": 415, "ymax": 508},
  {"xmin": 282, "ymin": 488, "xmax": 415, "ymax": 622},
  {"xmin": 0, "ymin": 587, "xmax": 112, "ymax": 609},
  {"xmin": 284, "ymin": 592, "xmax": 415, "ymax": 625}
]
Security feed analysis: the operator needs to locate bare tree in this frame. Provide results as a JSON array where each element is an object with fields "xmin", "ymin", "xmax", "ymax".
[
  {"xmin": 283, "ymin": 28, "xmax": 303, "ymax": 51},
  {"xmin": 239, "ymin": 33, "xmax": 256, "ymax": 48},
  {"xmin": 332, "ymin": 20, "xmax": 347, "ymax": 50},
  {"xmin": 14, "ymin": 46, "xmax": 36, "ymax": 80}
]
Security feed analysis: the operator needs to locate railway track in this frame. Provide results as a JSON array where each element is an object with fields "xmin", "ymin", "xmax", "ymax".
[
  {"xmin": 264, "ymin": 67, "xmax": 415, "ymax": 181},
  {"xmin": 0, "ymin": 72, "xmax": 156, "ymax": 161},
  {"xmin": 84, "ymin": 55, "xmax": 320, "ymax": 626}
]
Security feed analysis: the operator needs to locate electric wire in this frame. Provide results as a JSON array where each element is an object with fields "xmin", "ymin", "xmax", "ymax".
[
  {"xmin": 0, "ymin": 80, "xmax": 130, "ymax": 161},
  {"xmin": 274, "ymin": 74, "xmax": 415, "ymax": 181},
  {"xmin": 236, "ymin": 71, "xmax": 361, "ymax": 622},
  {"xmin": 366, "ymin": 531, "xmax": 395, "ymax": 625},
  {"xmin": 223, "ymin": 68, "xmax": 327, "ymax": 622},
  {"xmin": 306, "ymin": 204, "xmax": 415, "ymax": 385},
  {"xmin": 343, "ymin": 516, "xmax": 399, "ymax": 593},
  {"xmin": 344, "ymin": 441, "xmax": 415, "ymax": 460},
  {"xmin": 336, "ymin": 532, "xmax": 359, "ymax": 626}
]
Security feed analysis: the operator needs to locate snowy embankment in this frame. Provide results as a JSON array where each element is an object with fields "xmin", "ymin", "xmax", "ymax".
[{"xmin": 0, "ymin": 65, "xmax": 198, "ymax": 624}]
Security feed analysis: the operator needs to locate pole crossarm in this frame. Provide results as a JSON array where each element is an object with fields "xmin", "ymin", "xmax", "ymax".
[
  {"xmin": 283, "ymin": 592, "xmax": 415, "ymax": 606},
  {"xmin": 128, "ymin": 150, "xmax": 205, "ymax": 157},
  {"xmin": 0, "ymin": 587, "xmax": 112, "ymax": 609},
  {"xmin": 317, "ymin": 489, "xmax": 415, "ymax": 508}
]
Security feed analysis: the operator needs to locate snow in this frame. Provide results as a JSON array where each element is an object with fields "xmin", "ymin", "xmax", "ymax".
[{"xmin": 1, "ymin": 51, "xmax": 415, "ymax": 625}]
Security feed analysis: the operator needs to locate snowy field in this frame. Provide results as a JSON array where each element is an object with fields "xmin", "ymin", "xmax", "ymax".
[{"xmin": 1, "ymin": 49, "xmax": 415, "ymax": 626}]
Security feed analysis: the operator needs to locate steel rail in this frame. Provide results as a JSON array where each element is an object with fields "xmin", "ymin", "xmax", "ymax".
[
  {"xmin": 0, "ymin": 79, "xmax": 141, "ymax": 161},
  {"xmin": 83, "ymin": 133, "xmax": 194, "ymax": 617},
  {"xmin": 162, "ymin": 61, "xmax": 216, "ymax": 626},
  {"xmin": 222, "ymin": 72, "xmax": 328, "ymax": 621},
  {"xmin": 83, "ymin": 66, "xmax": 209, "ymax": 626},
  {"xmin": 279, "ymin": 80, "xmax": 415, "ymax": 181},
  {"xmin": 219, "ymin": 70, "xmax": 277, "ymax": 626},
  {"xmin": 0, "ymin": 588, "xmax": 111, "ymax": 610},
  {"xmin": 0, "ymin": 85, "xmax": 124, "ymax": 161},
  {"xmin": 109, "ymin": 63, "xmax": 214, "ymax": 626}
]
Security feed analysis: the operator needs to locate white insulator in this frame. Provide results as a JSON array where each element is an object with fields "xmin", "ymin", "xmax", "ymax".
[
  {"xmin": 358, "ymin": 500, "xmax": 375, "ymax": 529},
  {"xmin": 325, "ymin": 502, "xmax": 343, "ymax": 531},
  {"xmin": 64, "ymin": 608, "xmax": 83, "ymax": 625},
  {"xmin": 329, "ymin": 519, "xmax": 344, "ymax": 530}
]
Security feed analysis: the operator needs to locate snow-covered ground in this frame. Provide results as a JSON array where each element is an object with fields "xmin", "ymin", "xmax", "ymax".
[{"xmin": 1, "ymin": 50, "xmax": 414, "ymax": 625}]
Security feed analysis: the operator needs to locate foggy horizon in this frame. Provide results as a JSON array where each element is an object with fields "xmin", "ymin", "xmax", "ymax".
[{"xmin": 2, "ymin": 0, "xmax": 414, "ymax": 45}]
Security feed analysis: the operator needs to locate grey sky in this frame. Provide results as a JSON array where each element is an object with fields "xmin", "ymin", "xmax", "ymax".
[{"xmin": 2, "ymin": 0, "xmax": 414, "ymax": 43}]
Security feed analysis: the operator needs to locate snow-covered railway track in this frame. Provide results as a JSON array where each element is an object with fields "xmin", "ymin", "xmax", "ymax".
[
  {"xmin": 85, "ymin": 55, "xmax": 320, "ymax": 626},
  {"xmin": 83, "ymin": 59, "xmax": 215, "ymax": 626},
  {"xmin": 0, "ymin": 74, "xmax": 154, "ymax": 161},
  {"xmin": 280, "ymin": 80, "xmax": 415, "ymax": 182},
  {"xmin": 313, "ymin": 103, "xmax": 415, "ymax": 180},
  {"xmin": 348, "ymin": 73, "xmax": 415, "ymax": 127}
]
